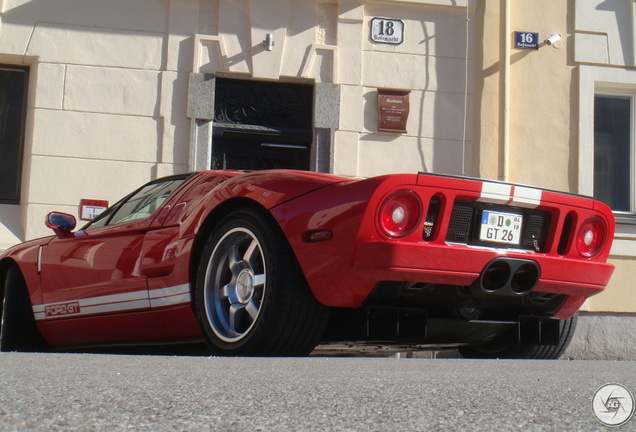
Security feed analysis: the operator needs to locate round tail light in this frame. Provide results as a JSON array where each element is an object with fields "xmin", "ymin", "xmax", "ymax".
[
  {"xmin": 576, "ymin": 217, "xmax": 606, "ymax": 258},
  {"xmin": 378, "ymin": 190, "xmax": 422, "ymax": 238}
]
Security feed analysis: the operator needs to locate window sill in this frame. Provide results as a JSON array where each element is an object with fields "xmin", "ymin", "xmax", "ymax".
[
  {"xmin": 610, "ymin": 214, "xmax": 636, "ymax": 257},
  {"xmin": 614, "ymin": 214, "xmax": 636, "ymax": 225}
]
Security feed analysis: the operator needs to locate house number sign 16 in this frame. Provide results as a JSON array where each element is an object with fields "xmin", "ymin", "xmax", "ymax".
[
  {"xmin": 515, "ymin": 31, "xmax": 539, "ymax": 49},
  {"xmin": 371, "ymin": 18, "xmax": 404, "ymax": 45}
]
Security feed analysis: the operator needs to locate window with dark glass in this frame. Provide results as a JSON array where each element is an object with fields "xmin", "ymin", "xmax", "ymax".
[
  {"xmin": 108, "ymin": 179, "xmax": 186, "ymax": 225},
  {"xmin": 0, "ymin": 66, "xmax": 28, "ymax": 203},
  {"xmin": 594, "ymin": 95, "xmax": 632, "ymax": 212},
  {"xmin": 83, "ymin": 176, "xmax": 190, "ymax": 231}
]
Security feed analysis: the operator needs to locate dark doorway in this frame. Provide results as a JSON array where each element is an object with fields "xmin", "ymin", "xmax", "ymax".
[{"xmin": 212, "ymin": 78, "xmax": 313, "ymax": 170}]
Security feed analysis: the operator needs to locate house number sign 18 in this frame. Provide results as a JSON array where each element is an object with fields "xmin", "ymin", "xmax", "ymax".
[{"xmin": 371, "ymin": 18, "xmax": 404, "ymax": 45}]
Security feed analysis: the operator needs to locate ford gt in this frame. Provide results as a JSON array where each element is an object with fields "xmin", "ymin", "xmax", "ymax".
[{"xmin": 0, "ymin": 170, "xmax": 615, "ymax": 358}]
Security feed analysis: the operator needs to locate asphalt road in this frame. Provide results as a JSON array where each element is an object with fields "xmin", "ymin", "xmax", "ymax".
[{"xmin": 0, "ymin": 352, "xmax": 634, "ymax": 431}]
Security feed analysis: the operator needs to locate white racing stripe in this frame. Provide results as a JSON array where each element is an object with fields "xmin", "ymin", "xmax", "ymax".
[
  {"xmin": 512, "ymin": 185, "xmax": 542, "ymax": 208},
  {"xmin": 479, "ymin": 182, "xmax": 513, "ymax": 205},
  {"xmin": 32, "ymin": 284, "xmax": 192, "ymax": 321},
  {"xmin": 479, "ymin": 182, "xmax": 542, "ymax": 208},
  {"xmin": 149, "ymin": 284, "xmax": 191, "ymax": 308}
]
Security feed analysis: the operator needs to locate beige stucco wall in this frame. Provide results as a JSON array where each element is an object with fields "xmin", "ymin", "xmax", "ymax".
[
  {"xmin": 337, "ymin": 2, "xmax": 475, "ymax": 178},
  {"xmin": 0, "ymin": 0, "xmax": 193, "ymax": 245},
  {"xmin": 0, "ymin": 0, "xmax": 475, "ymax": 248},
  {"xmin": 473, "ymin": 0, "xmax": 574, "ymax": 191},
  {"xmin": 346, "ymin": 3, "xmax": 473, "ymax": 176},
  {"xmin": 474, "ymin": 0, "xmax": 636, "ymax": 313},
  {"xmin": 575, "ymin": 0, "xmax": 636, "ymax": 313},
  {"xmin": 196, "ymin": 1, "xmax": 476, "ymax": 179},
  {"xmin": 587, "ymin": 258, "xmax": 636, "ymax": 312}
]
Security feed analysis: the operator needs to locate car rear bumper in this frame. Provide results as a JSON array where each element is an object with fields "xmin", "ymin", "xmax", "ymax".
[{"xmin": 353, "ymin": 241, "xmax": 614, "ymax": 298}]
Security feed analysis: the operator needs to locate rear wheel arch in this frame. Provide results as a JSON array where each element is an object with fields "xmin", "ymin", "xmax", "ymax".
[
  {"xmin": 192, "ymin": 205, "xmax": 329, "ymax": 355},
  {"xmin": 189, "ymin": 199, "xmax": 284, "ymax": 308}
]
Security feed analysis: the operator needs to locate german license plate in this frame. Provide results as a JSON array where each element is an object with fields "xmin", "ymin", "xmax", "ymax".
[{"xmin": 479, "ymin": 210, "xmax": 523, "ymax": 245}]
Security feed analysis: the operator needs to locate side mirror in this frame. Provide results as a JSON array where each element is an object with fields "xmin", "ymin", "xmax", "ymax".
[{"xmin": 46, "ymin": 212, "xmax": 77, "ymax": 237}]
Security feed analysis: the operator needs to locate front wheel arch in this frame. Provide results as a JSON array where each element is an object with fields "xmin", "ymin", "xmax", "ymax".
[{"xmin": 0, "ymin": 264, "xmax": 48, "ymax": 352}]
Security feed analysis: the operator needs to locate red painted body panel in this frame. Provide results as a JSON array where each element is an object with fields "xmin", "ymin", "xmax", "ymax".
[
  {"xmin": 272, "ymin": 173, "xmax": 615, "ymax": 319},
  {"xmin": 0, "ymin": 238, "xmax": 51, "ymax": 306},
  {"xmin": 40, "ymin": 219, "xmax": 150, "ymax": 307},
  {"xmin": 39, "ymin": 305, "xmax": 201, "ymax": 347},
  {"xmin": 353, "ymin": 242, "xmax": 613, "ymax": 295},
  {"xmin": 0, "ymin": 170, "xmax": 349, "ymax": 347},
  {"xmin": 0, "ymin": 169, "xmax": 616, "ymax": 348},
  {"xmin": 169, "ymin": 170, "xmax": 350, "ymax": 238}
]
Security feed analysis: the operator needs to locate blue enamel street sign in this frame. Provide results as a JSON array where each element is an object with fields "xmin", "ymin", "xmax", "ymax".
[{"xmin": 515, "ymin": 32, "xmax": 539, "ymax": 50}]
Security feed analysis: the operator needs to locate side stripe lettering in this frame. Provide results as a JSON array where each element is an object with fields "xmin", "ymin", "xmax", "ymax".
[{"xmin": 32, "ymin": 284, "xmax": 192, "ymax": 321}]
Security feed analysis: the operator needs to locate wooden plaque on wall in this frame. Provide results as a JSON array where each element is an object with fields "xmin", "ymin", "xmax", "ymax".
[{"xmin": 377, "ymin": 88, "xmax": 410, "ymax": 133}]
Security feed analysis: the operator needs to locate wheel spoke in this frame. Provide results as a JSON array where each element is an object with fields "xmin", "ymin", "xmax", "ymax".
[
  {"xmin": 228, "ymin": 245, "xmax": 242, "ymax": 270},
  {"xmin": 228, "ymin": 303, "xmax": 245, "ymax": 335},
  {"xmin": 243, "ymin": 238, "xmax": 259, "ymax": 265},
  {"xmin": 222, "ymin": 283, "xmax": 240, "ymax": 304},
  {"xmin": 245, "ymin": 299, "xmax": 259, "ymax": 321},
  {"xmin": 253, "ymin": 273, "xmax": 266, "ymax": 288}
]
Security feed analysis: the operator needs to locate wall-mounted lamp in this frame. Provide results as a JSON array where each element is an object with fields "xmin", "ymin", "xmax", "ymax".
[
  {"xmin": 545, "ymin": 34, "xmax": 562, "ymax": 47},
  {"xmin": 262, "ymin": 33, "xmax": 275, "ymax": 51}
]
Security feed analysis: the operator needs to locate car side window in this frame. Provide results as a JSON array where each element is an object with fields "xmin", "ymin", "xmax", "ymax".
[
  {"xmin": 82, "ymin": 177, "xmax": 189, "ymax": 231},
  {"xmin": 107, "ymin": 179, "xmax": 186, "ymax": 226}
]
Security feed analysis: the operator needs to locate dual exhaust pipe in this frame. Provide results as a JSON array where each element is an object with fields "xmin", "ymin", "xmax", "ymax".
[{"xmin": 472, "ymin": 258, "xmax": 540, "ymax": 296}]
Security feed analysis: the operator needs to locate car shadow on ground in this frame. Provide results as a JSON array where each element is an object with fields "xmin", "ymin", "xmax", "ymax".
[{"xmin": 59, "ymin": 343, "xmax": 463, "ymax": 358}]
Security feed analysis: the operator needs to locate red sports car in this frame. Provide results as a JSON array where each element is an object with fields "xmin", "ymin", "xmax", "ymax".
[{"xmin": 0, "ymin": 170, "xmax": 615, "ymax": 358}]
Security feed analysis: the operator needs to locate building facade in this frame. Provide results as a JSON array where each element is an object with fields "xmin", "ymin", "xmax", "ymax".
[
  {"xmin": 475, "ymin": 0, "xmax": 636, "ymax": 359},
  {"xmin": 0, "ymin": 0, "xmax": 634, "ymax": 358},
  {"xmin": 0, "ymin": 0, "xmax": 475, "ymax": 249}
]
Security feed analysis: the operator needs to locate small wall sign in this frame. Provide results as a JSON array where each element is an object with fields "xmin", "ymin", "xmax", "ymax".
[
  {"xmin": 377, "ymin": 88, "xmax": 410, "ymax": 133},
  {"xmin": 80, "ymin": 199, "xmax": 109, "ymax": 221},
  {"xmin": 515, "ymin": 32, "xmax": 539, "ymax": 50},
  {"xmin": 371, "ymin": 18, "xmax": 404, "ymax": 45}
]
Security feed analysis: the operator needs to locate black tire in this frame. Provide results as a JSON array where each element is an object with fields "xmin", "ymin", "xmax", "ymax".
[
  {"xmin": 458, "ymin": 314, "xmax": 577, "ymax": 360},
  {"xmin": 1, "ymin": 267, "xmax": 48, "ymax": 352},
  {"xmin": 194, "ymin": 208, "xmax": 329, "ymax": 356}
]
